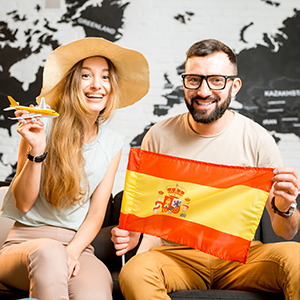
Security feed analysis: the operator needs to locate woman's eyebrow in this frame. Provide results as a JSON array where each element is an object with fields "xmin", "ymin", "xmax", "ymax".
[{"xmin": 82, "ymin": 67, "xmax": 110, "ymax": 72}]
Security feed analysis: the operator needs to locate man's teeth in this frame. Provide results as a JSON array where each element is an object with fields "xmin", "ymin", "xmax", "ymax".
[{"xmin": 196, "ymin": 101, "xmax": 213, "ymax": 106}]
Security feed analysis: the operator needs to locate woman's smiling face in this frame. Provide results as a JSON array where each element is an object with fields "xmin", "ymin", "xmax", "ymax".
[{"xmin": 81, "ymin": 56, "xmax": 111, "ymax": 115}]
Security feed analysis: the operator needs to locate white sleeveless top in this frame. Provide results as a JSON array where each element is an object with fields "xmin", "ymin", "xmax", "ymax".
[{"xmin": 1, "ymin": 119, "xmax": 124, "ymax": 231}]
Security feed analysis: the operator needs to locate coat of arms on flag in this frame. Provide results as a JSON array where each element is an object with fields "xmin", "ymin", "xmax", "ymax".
[
  {"xmin": 153, "ymin": 185, "xmax": 190, "ymax": 217},
  {"xmin": 119, "ymin": 147, "xmax": 274, "ymax": 263}
]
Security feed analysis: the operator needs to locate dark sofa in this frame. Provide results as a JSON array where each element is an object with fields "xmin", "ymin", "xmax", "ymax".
[{"xmin": 0, "ymin": 187, "xmax": 299, "ymax": 300}]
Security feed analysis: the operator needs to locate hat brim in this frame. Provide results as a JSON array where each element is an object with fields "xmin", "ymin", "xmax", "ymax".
[{"xmin": 36, "ymin": 37, "xmax": 150, "ymax": 109}]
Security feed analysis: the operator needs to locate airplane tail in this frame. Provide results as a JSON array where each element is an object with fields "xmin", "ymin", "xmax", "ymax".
[
  {"xmin": 3, "ymin": 96, "xmax": 20, "ymax": 111},
  {"xmin": 7, "ymin": 96, "xmax": 19, "ymax": 107}
]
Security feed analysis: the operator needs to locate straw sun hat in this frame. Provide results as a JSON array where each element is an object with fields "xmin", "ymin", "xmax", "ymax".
[{"xmin": 36, "ymin": 37, "xmax": 150, "ymax": 109}]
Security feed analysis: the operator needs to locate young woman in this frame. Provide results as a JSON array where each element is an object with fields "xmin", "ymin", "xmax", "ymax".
[{"xmin": 0, "ymin": 37, "xmax": 149, "ymax": 300}]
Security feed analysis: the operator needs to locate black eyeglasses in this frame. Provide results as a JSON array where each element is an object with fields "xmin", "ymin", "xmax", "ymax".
[{"xmin": 181, "ymin": 74, "xmax": 237, "ymax": 90}]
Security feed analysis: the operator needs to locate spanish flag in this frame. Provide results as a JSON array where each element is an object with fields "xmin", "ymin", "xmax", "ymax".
[{"xmin": 119, "ymin": 148, "xmax": 274, "ymax": 263}]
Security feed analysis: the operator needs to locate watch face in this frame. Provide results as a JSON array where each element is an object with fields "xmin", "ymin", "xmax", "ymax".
[
  {"xmin": 286, "ymin": 207, "xmax": 293, "ymax": 216},
  {"xmin": 289, "ymin": 202, "xmax": 297, "ymax": 214}
]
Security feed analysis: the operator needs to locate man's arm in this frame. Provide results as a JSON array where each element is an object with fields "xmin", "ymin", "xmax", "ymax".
[{"xmin": 266, "ymin": 167, "xmax": 300, "ymax": 240}]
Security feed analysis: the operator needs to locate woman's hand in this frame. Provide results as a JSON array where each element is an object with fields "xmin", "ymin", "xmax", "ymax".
[
  {"xmin": 15, "ymin": 109, "xmax": 46, "ymax": 153},
  {"xmin": 65, "ymin": 247, "xmax": 80, "ymax": 279}
]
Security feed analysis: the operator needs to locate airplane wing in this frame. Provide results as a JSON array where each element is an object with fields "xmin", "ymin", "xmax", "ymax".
[
  {"xmin": 3, "ymin": 107, "xmax": 17, "ymax": 111},
  {"xmin": 8, "ymin": 113, "xmax": 42, "ymax": 123},
  {"xmin": 9, "ymin": 113, "xmax": 42, "ymax": 119}
]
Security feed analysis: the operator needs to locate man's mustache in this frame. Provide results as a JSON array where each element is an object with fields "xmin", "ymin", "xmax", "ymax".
[{"xmin": 191, "ymin": 95, "xmax": 219, "ymax": 102}]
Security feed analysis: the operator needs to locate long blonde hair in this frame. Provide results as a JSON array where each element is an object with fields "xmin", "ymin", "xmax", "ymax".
[{"xmin": 42, "ymin": 56, "xmax": 120, "ymax": 208}]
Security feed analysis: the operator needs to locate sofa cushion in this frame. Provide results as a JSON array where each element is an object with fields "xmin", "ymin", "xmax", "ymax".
[
  {"xmin": 169, "ymin": 289, "xmax": 284, "ymax": 299},
  {"xmin": 0, "ymin": 282, "xmax": 28, "ymax": 300}
]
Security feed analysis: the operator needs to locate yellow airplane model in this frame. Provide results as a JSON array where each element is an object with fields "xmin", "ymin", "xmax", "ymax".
[{"xmin": 4, "ymin": 96, "xmax": 59, "ymax": 123}]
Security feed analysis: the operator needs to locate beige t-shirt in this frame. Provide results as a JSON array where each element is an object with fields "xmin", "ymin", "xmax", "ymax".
[{"xmin": 141, "ymin": 111, "xmax": 283, "ymax": 248}]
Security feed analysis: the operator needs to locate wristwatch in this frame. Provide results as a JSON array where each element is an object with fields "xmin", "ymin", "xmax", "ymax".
[
  {"xmin": 271, "ymin": 196, "xmax": 297, "ymax": 218},
  {"xmin": 27, "ymin": 151, "xmax": 48, "ymax": 163}
]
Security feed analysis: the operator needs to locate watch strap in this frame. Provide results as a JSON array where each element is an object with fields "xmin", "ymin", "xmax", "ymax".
[
  {"xmin": 27, "ymin": 151, "xmax": 48, "ymax": 163},
  {"xmin": 271, "ymin": 196, "xmax": 297, "ymax": 218}
]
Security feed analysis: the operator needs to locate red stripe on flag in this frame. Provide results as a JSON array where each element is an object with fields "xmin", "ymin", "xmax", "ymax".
[
  {"xmin": 127, "ymin": 148, "xmax": 274, "ymax": 192},
  {"xmin": 119, "ymin": 212, "xmax": 251, "ymax": 264}
]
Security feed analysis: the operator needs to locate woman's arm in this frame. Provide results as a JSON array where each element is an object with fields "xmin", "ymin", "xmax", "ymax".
[
  {"xmin": 12, "ymin": 111, "xmax": 47, "ymax": 212},
  {"xmin": 65, "ymin": 149, "xmax": 122, "ymax": 277}
]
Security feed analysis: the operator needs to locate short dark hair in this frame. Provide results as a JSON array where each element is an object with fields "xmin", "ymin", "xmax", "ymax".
[{"xmin": 186, "ymin": 39, "xmax": 237, "ymax": 74}]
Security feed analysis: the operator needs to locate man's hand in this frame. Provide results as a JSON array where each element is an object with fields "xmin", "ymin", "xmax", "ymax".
[
  {"xmin": 272, "ymin": 167, "xmax": 300, "ymax": 212},
  {"xmin": 111, "ymin": 226, "xmax": 141, "ymax": 256},
  {"xmin": 270, "ymin": 167, "xmax": 300, "ymax": 239}
]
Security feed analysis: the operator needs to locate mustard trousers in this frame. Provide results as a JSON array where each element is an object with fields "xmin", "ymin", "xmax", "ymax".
[
  {"xmin": 119, "ymin": 241, "xmax": 300, "ymax": 300},
  {"xmin": 0, "ymin": 222, "xmax": 113, "ymax": 300}
]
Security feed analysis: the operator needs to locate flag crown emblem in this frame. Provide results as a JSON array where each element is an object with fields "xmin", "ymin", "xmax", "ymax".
[{"xmin": 166, "ymin": 185, "xmax": 186, "ymax": 197}]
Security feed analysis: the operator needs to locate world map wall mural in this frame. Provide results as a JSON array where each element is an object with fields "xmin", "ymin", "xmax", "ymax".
[
  {"xmin": 0, "ymin": 0, "xmax": 299, "ymax": 185},
  {"xmin": 0, "ymin": 0, "xmax": 129, "ymax": 180},
  {"xmin": 131, "ymin": 8, "xmax": 300, "ymax": 147},
  {"xmin": 0, "ymin": 0, "xmax": 128, "ymax": 133}
]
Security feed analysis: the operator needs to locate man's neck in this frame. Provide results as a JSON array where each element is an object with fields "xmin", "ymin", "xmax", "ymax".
[{"xmin": 188, "ymin": 110, "xmax": 234, "ymax": 136}]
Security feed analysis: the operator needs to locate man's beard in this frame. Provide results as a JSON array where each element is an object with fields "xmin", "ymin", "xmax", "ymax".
[{"xmin": 184, "ymin": 89, "xmax": 232, "ymax": 124}]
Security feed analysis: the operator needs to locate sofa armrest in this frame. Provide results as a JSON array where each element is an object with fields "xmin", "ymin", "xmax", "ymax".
[{"xmin": 0, "ymin": 186, "xmax": 15, "ymax": 247}]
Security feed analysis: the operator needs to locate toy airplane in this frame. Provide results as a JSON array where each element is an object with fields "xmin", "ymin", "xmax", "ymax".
[{"xmin": 4, "ymin": 96, "xmax": 59, "ymax": 123}]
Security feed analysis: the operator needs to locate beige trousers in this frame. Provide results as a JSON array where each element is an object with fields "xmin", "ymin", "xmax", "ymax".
[
  {"xmin": 0, "ymin": 222, "xmax": 113, "ymax": 300},
  {"xmin": 119, "ymin": 241, "xmax": 300, "ymax": 300}
]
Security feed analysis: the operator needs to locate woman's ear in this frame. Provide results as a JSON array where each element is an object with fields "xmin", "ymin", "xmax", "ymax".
[{"xmin": 231, "ymin": 77, "xmax": 242, "ymax": 98}]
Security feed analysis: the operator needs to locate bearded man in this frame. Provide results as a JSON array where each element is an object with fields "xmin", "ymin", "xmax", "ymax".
[{"xmin": 112, "ymin": 39, "xmax": 300, "ymax": 300}]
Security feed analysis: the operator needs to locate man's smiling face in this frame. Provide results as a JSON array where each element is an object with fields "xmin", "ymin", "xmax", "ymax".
[{"xmin": 184, "ymin": 52, "xmax": 238, "ymax": 124}]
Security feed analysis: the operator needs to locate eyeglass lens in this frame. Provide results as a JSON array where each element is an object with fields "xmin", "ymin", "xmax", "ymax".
[{"xmin": 184, "ymin": 75, "xmax": 227, "ymax": 90}]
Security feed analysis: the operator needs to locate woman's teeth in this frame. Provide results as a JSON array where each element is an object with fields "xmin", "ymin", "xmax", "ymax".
[{"xmin": 87, "ymin": 94, "xmax": 103, "ymax": 99}]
